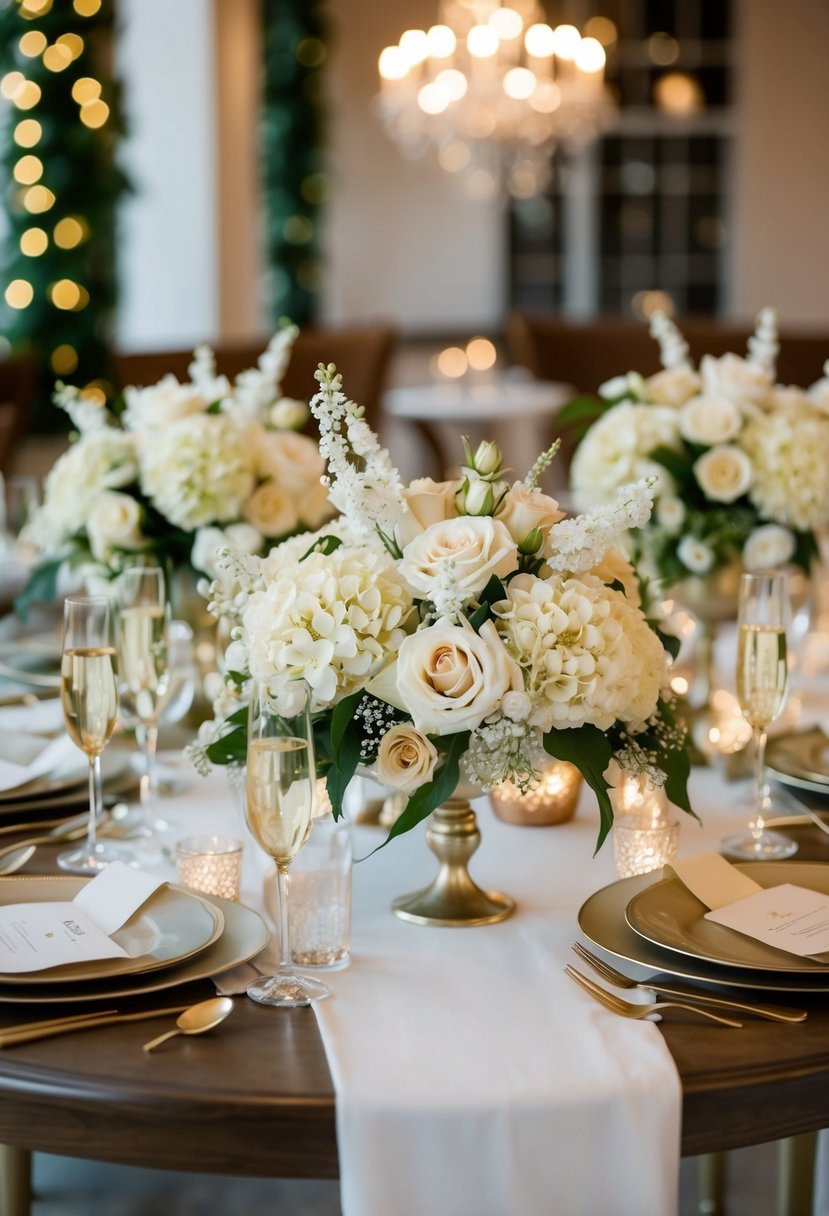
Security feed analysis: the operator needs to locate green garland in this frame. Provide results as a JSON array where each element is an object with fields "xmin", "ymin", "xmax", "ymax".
[
  {"xmin": 0, "ymin": 0, "xmax": 128, "ymax": 431},
  {"xmin": 261, "ymin": 0, "xmax": 326, "ymax": 326}
]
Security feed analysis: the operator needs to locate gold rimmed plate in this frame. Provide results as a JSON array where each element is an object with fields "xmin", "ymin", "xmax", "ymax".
[
  {"xmin": 0, "ymin": 750, "xmax": 131, "ymax": 808},
  {"xmin": 767, "ymin": 727, "xmax": 829, "ymax": 793},
  {"xmin": 579, "ymin": 870, "xmax": 829, "ymax": 994},
  {"xmin": 0, "ymin": 876, "xmax": 224, "ymax": 985}
]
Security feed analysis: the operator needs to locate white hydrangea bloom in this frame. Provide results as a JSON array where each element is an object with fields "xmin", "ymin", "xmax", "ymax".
[
  {"xmin": 570, "ymin": 402, "xmax": 682, "ymax": 508},
  {"xmin": 28, "ymin": 429, "xmax": 138, "ymax": 550},
  {"xmin": 122, "ymin": 375, "xmax": 211, "ymax": 431},
  {"xmin": 741, "ymin": 404, "xmax": 829, "ymax": 531}
]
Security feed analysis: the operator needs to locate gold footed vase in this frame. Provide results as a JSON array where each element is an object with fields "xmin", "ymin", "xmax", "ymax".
[{"xmin": 392, "ymin": 784, "xmax": 515, "ymax": 928}]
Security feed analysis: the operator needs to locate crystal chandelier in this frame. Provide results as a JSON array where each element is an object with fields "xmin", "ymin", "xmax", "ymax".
[{"xmin": 376, "ymin": 1, "xmax": 615, "ymax": 200}]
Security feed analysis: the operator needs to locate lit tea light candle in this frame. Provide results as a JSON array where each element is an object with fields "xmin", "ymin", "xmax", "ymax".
[
  {"xmin": 176, "ymin": 835, "xmax": 243, "ymax": 901},
  {"xmin": 490, "ymin": 761, "xmax": 582, "ymax": 826},
  {"xmin": 611, "ymin": 771, "xmax": 679, "ymax": 877}
]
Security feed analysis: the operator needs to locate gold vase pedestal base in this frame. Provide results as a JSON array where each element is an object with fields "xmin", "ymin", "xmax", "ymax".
[{"xmin": 392, "ymin": 794, "xmax": 515, "ymax": 928}]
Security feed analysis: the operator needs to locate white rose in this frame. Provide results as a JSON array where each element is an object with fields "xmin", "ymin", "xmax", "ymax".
[
  {"xmin": 86, "ymin": 491, "xmax": 143, "ymax": 563},
  {"xmin": 224, "ymin": 522, "xmax": 264, "ymax": 555},
  {"xmin": 678, "ymin": 395, "xmax": 742, "ymax": 446},
  {"xmin": 395, "ymin": 618, "xmax": 520, "ymax": 735},
  {"xmin": 645, "ymin": 368, "xmax": 701, "ymax": 407},
  {"xmin": 693, "ymin": 445, "xmax": 753, "ymax": 503},
  {"xmin": 256, "ymin": 431, "xmax": 326, "ymax": 494},
  {"xmin": 399, "ymin": 516, "xmax": 517, "ymax": 603},
  {"xmin": 676, "ymin": 535, "xmax": 714, "ymax": 575},
  {"xmin": 268, "ymin": 397, "xmax": 309, "ymax": 430},
  {"xmin": 498, "ymin": 482, "xmax": 565, "ymax": 545},
  {"xmin": 122, "ymin": 375, "xmax": 210, "ymax": 431},
  {"xmin": 243, "ymin": 481, "xmax": 299, "ymax": 538},
  {"xmin": 375, "ymin": 724, "xmax": 439, "ymax": 794},
  {"xmin": 700, "ymin": 353, "xmax": 772, "ymax": 407},
  {"xmin": 655, "ymin": 495, "xmax": 686, "ymax": 534},
  {"xmin": 501, "ymin": 690, "xmax": 532, "ymax": 722},
  {"xmin": 395, "ymin": 478, "xmax": 461, "ymax": 548},
  {"xmin": 743, "ymin": 524, "xmax": 796, "ymax": 571}
]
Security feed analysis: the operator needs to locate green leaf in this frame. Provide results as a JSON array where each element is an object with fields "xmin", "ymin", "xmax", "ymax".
[
  {"xmin": 555, "ymin": 395, "xmax": 612, "ymax": 429},
  {"xmin": 206, "ymin": 400, "xmax": 223, "ymax": 414},
  {"xmin": 542, "ymin": 724, "xmax": 615, "ymax": 852},
  {"xmin": 654, "ymin": 625, "xmax": 681, "ymax": 661},
  {"xmin": 325, "ymin": 691, "xmax": 365, "ymax": 819},
  {"xmin": 608, "ymin": 578, "xmax": 626, "ymax": 595},
  {"xmin": 330, "ymin": 690, "xmax": 363, "ymax": 760},
  {"xmin": 205, "ymin": 725, "xmax": 247, "ymax": 766},
  {"xmin": 360, "ymin": 732, "xmax": 466, "ymax": 859},
  {"xmin": 663, "ymin": 745, "xmax": 694, "ymax": 818},
  {"xmin": 301, "ymin": 534, "xmax": 343, "ymax": 561},
  {"xmin": 15, "ymin": 557, "xmax": 64, "ymax": 622},
  {"xmin": 648, "ymin": 444, "xmax": 694, "ymax": 491}
]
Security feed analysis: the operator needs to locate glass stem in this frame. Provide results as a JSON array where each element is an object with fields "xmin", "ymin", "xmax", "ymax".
[
  {"xmin": 276, "ymin": 863, "xmax": 295, "ymax": 977},
  {"xmin": 86, "ymin": 753, "xmax": 102, "ymax": 854},
  {"xmin": 751, "ymin": 725, "xmax": 769, "ymax": 842}
]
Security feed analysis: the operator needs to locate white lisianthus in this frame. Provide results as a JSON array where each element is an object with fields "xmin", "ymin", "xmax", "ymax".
[
  {"xmin": 86, "ymin": 491, "xmax": 144, "ymax": 563},
  {"xmin": 700, "ymin": 353, "xmax": 772, "ymax": 408},
  {"xmin": 268, "ymin": 397, "xmax": 309, "ymax": 430},
  {"xmin": 693, "ymin": 444, "xmax": 753, "ymax": 503},
  {"xmin": 255, "ymin": 430, "xmax": 326, "ymax": 496},
  {"xmin": 394, "ymin": 618, "xmax": 520, "ymax": 736},
  {"xmin": 394, "ymin": 477, "xmax": 462, "ymax": 548},
  {"xmin": 676, "ymin": 535, "xmax": 714, "ymax": 575},
  {"xmin": 743, "ymin": 524, "xmax": 796, "ymax": 571},
  {"xmin": 498, "ymin": 482, "xmax": 565, "ymax": 546},
  {"xmin": 399, "ymin": 516, "xmax": 517, "ymax": 604},
  {"xmin": 645, "ymin": 368, "xmax": 701, "ymax": 407},
  {"xmin": 741, "ymin": 405, "xmax": 829, "ymax": 531},
  {"xmin": 655, "ymin": 494, "xmax": 686, "ymax": 534},
  {"xmin": 139, "ymin": 414, "xmax": 255, "ymax": 531},
  {"xmin": 28, "ymin": 430, "xmax": 138, "ymax": 550},
  {"xmin": 570, "ymin": 402, "xmax": 682, "ymax": 508},
  {"xmin": 678, "ymin": 395, "xmax": 742, "ymax": 446},
  {"xmin": 122, "ymin": 375, "xmax": 210, "ymax": 431},
  {"xmin": 375, "ymin": 724, "xmax": 438, "ymax": 794},
  {"xmin": 243, "ymin": 481, "xmax": 299, "ymax": 538}
]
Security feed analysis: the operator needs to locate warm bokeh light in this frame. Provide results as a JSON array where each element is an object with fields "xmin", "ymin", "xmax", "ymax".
[
  {"xmin": 436, "ymin": 346, "xmax": 468, "ymax": 379},
  {"xmin": 73, "ymin": 0, "xmax": 102, "ymax": 14},
  {"xmin": 524, "ymin": 23, "xmax": 555, "ymax": 58},
  {"xmin": 5, "ymin": 280, "xmax": 34, "ymax": 309},
  {"xmin": 488, "ymin": 7, "xmax": 523, "ymax": 40},
  {"xmin": 378, "ymin": 46, "xmax": 408, "ymax": 81},
  {"xmin": 13, "ymin": 80, "xmax": 42, "ymax": 110},
  {"xmin": 50, "ymin": 344, "xmax": 79, "ymax": 375},
  {"xmin": 584, "ymin": 16, "xmax": 617, "ymax": 46},
  {"xmin": 53, "ymin": 216, "xmax": 88, "ymax": 248},
  {"xmin": 1, "ymin": 71, "xmax": 25, "ymax": 99},
  {"xmin": 632, "ymin": 289, "xmax": 676, "ymax": 320},
  {"xmin": 300, "ymin": 172, "xmax": 329, "ymax": 204},
  {"xmin": 14, "ymin": 118, "xmax": 42, "ymax": 147},
  {"xmin": 82, "ymin": 383, "xmax": 107, "ymax": 406},
  {"xmin": 654, "ymin": 72, "xmax": 704, "ymax": 114},
  {"xmin": 648, "ymin": 32, "xmax": 679, "ymax": 66},
  {"xmin": 20, "ymin": 0, "xmax": 53, "ymax": 16},
  {"xmin": 434, "ymin": 69, "xmax": 467, "ymax": 101},
  {"xmin": 529, "ymin": 80, "xmax": 561, "ymax": 113},
  {"xmin": 20, "ymin": 227, "xmax": 48, "ymax": 256},
  {"xmin": 18, "ymin": 31, "xmax": 47, "ymax": 56},
  {"xmin": 426, "ymin": 24, "xmax": 455, "ymax": 58},
  {"xmin": 282, "ymin": 215, "xmax": 314, "ymax": 244},
  {"xmin": 57, "ymin": 33, "xmax": 85, "ymax": 60},
  {"xmin": 466, "ymin": 337, "xmax": 497, "ymax": 371},
  {"xmin": 575, "ymin": 38, "xmax": 606, "ymax": 73},
  {"xmin": 50, "ymin": 279, "xmax": 82, "ymax": 310},
  {"xmin": 71, "ymin": 76, "xmax": 101, "ymax": 104},
  {"xmin": 467, "ymin": 25, "xmax": 499, "ymax": 58},
  {"xmin": 80, "ymin": 99, "xmax": 110, "ymax": 128},
  {"xmin": 43, "ymin": 43, "xmax": 73, "ymax": 72},
  {"xmin": 417, "ymin": 82, "xmax": 449, "ymax": 115},
  {"xmin": 552, "ymin": 24, "xmax": 581, "ymax": 60},
  {"xmin": 23, "ymin": 185, "xmax": 56, "ymax": 213},
  {"xmin": 503, "ymin": 67, "xmax": 536, "ymax": 100},
  {"xmin": 13, "ymin": 155, "xmax": 43, "ymax": 185},
  {"xmin": 399, "ymin": 29, "xmax": 429, "ymax": 66},
  {"xmin": 437, "ymin": 140, "xmax": 471, "ymax": 172}
]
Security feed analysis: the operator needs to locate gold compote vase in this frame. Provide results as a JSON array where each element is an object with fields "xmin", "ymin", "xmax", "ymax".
[{"xmin": 391, "ymin": 776, "xmax": 515, "ymax": 928}]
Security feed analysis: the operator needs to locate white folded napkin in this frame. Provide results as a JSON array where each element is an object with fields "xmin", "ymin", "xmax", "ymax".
[
  {"xmin": 0, "ymin": 729, "xmax": 78, "ymax": 793},
  {"xmin": 0, "ymin": 697, "xmax": 64, "ymax": 735}
]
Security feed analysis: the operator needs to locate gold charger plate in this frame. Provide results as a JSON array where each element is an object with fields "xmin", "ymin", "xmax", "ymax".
[
  {"xmin": 625, "ymin": 861, "xmax": 829, "ymax": 974},
  {"xmin": 579, "ymin": 870, "xmax": 829, "ymax": 994},
  {"xmin": 0, "ymin": 875, "xmax": 224, "ymax": 985},
  {"xmin": 767, "ymin": 727, "xmax": 829, "ymax": 792},
  {"xmin": 0, "ymin": 894, "xmax": 268, "ymax": 1005},
  {"xmin": 0, "ymin": 750, "xmax": 131, "ymax": 807}
]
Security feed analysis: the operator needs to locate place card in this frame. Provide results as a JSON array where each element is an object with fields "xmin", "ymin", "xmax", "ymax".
[
  {"xmin": 0, "ymin": 863, "xmax": 165, "ymax": 973},
  {"xmin": 706, "ymin": 886, "xmax": 829, "ymax": 959}
]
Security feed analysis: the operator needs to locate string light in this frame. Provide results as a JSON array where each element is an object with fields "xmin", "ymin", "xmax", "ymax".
[
  {"xmin": 1, "ymin": 71, "xmax": 25, "ymax": 99},
  {"xmin": 13, "ymin": 154, "xmax": 43, "ymax": 184},
  {"xmin": 12, "ymin": 80, "xmax": 41, "ymax": 109},
  {"xmin": 18, "ymin": 31, "xmax": 47, "ymax": 56},
  {"xmin": 50, "ymin": 345, "xmax": 79, "ymax": 375},
  {"xmin": 20, "ymin": 227, "xmax": 48, "ymax": 257},
  {"xmin": 50, "ymin": 279, "xmax": 82, "ymax": 310},
  {"xmin": 19, "ymin": 0, "xmax": 53, "ymax": 17},
  {"xmin": 23, "ymin": 185, "xmax": 55, "ymax": 213},
  {"xmin": 5, "ymin": 280, "xmax": 34, "ymax": 309},
  {"xmin": 71, "ymin": 76, "xmax": 100, "ymax": 103},
  {"xmin": 73, "ymin": 0, "xmax": 101, "ymax": 14},
  {"xmin": 43, "ymin": 43, "xmax": 73, "ymax": 72},
  {"xmin": 79, "ymin": 99, "xmax": 109, "ymax": 128},
  {"xmin": 56, "ymin": 33, "xmax": 84, "ymax": 59},
  {"xmin": 13, "ymin": 118, "xmax": 41, "ymax": 146},
  {"xmin": 53, "ymin": 216, "xmax": 88, "ymax": 248}
]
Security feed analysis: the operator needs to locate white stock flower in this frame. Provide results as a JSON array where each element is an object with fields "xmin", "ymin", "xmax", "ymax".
[
  {"xmin": 676, "ymin": 535, "xmax": 714, "ymax": 574},
  {"xmin": 139, "ymin": 414, "xmax": 255, "ymax": 531},
  {"xmin": 644, "ymin": 368, "xmax": 701, "ymax": 407},
  {"xmin": 269, "ymin": 397, "xmax": 309, "ymax": 430},
  {"xmin": 122, "ymin": 375, "xmax": 210, "ymax": 431},
  {"xmin": 29, "ymin": 430, "xmax": 138, "ymax": 551},
  {"xmin": 86, "ymin": 491, "xmax": 143, "ymax": 563},
  {"xmin": 394, "ymin": 478, "xmax": 462, "ymax": 549},
  {"xmin": 375, "ymin": 724, "xmax": 438, "ymax": 794},
  {"xmin": 743, "ymin": 524, "xmax": 796, "ymax": 571},
  {"xmin": 678, "ymin": 395, "xmax": 742, "ymax": 445},
  {"xmin": 394, "ymin": 618, "xmax": 520, "ymax": 736},
  {"xmin": 243, "ymin": 481, "xmax": 299, "ymax": 538},
  {"xmin": 700, "ymin": 353, "xmax": 772, "ymax": 408},
  {"xmin": 255, "ymin": 430, "xmax": 326, "ymax": 496},
  {"xmin": 693, "ymin": 444, "xmax": 753, "ymax": 503},
  {"xmin": 399, "ymin": 516, "xmax": 517, "ymax": 604},
  {"xmin": 741, "ymin": 405, "xmax": 829, "ymax": 530},
  {"xmin": 498, "ymin": 482, "xmax": 564, "ymax": 545},
  {"xmin": 570, "ymin": 402, "xmax": 682, "ymax": 508}
]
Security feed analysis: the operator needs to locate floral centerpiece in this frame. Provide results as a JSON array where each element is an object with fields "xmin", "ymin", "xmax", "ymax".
[
  {"xmin": 193, "ymin": 363, "xmax": 693, "ymax": 854},
  {"xmin": 20, "ymin": 326, "xmax": 334, "ymax": 613},
  {"xmin": 566, "ymin": 309, "xmax": 829, "ymax": 586}
]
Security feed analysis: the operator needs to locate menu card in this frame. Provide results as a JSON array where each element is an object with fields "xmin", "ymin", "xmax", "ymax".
[
  {"xmin": 670, "ymin": 853, "xmax": 829, "ymax": 960},
  {"xmin": 0, "ymin": 863, "xmax": 165, "ymax": 973}
]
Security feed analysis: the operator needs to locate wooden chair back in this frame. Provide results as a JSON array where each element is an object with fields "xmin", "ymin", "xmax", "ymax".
[{"xmin": 0, "ymin": 354, "xmax": 36, "ymax": 474}]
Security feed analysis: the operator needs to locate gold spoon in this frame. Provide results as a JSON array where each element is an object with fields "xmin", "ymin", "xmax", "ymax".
[{"xmin": 141, "ymin": 997, "xmax": 235, "ymax": 1053}]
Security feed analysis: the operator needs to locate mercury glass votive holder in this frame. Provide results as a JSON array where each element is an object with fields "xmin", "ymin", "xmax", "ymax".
[
  {"xmin": 490, "ymin": 761, "xmax": 583, "ymax": 826},
  {"xmin": 176, "ymin": 834, "xmax": 243, "ymax": 901},
  {"xmin": 612, "ymin": 815, "xmax": 680, "ymax": 878}
]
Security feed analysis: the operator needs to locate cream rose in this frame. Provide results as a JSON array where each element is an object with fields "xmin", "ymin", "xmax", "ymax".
[
  {"xmin": 693, "ymin": 444, "xmax": 753, "ymax": 503},
  {"xmin": 395, "ymin": 478, "xmax": 461, "ymax": 548},
  {"xmin": 375, "ymin": 724, "xmax": 439, "ymax": 794},
  {"xmin": 700, "ymin": 353, "xmax": 772, "ymax": 407},
  {"xmin": 86, "ymin": 491, "xmax": 143, "ymax": 562},
  {"xmin": 399, "ymin": 516, "xmax": 517, "ymax": 603},
  {"xmin": 243, "ymin": 481, "xmax": 299, "ymax": 538},
  {"xmin": 743, "ymin": 524, "xmax": 796, "ymax": 571},
  {"xmin": 269, "ymin": 397, "xmax": 309, "ymax": 430},
  {"xmin": 678, "ymin": 395, "xmax": 742, "ymax": 446},
  {"xmin": 255, "ymin": 431, "xmax": 326, "ymax": 495},
  {"xmin": 122, "ymin": 376, "xmax": 210, "ymax": 431},
  {"xmin": 296, "ymin": 479, "xmax": 335, "ymax": 529},
  {"xmin": 395, "ymin": 618, "xmax": 520, "ymax": 735},
  {"xmin": 645, "ymin": 367, "xmax": 701, "ymax": 407},
  {"xmin": 676, "ymin": 535, "xmax": 714, "ymax": 574},
  {"xmin": 498, "ymin": 482, "xmax": 565, "ymax": 545}
]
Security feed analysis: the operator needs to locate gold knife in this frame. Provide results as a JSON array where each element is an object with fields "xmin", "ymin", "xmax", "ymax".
[{"xmin": 0, "ymin": 1005, "xmax": 191, "ymax": 1048}]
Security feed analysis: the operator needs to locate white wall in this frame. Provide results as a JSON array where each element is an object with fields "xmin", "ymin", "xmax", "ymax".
[{"xmin": 116, "ymin": 0, "xmax": 219, "ymax": 350}]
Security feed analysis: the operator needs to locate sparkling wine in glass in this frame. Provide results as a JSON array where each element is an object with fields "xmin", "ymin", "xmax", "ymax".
[
  {"xmin": 722, "ymin": 570, "xmax": 796, "ymax": 860},
  {"xmin": 58, "ymin": 596, "xmax": 125, "ymax": 874},
  {"xmin": 116, "ymin": 566, "xmax": 170, "ymax": 836},
  {"xmin": 244, "ymin": 681, "xmax": 331, "ymax": 1007}
]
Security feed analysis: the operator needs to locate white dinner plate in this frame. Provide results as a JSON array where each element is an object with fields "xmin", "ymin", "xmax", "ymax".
[
  {"xmin": 0, "ymin": 875, "xmax": 224, "ymax": 984},
  {"xmin": 0, "ymin": 894, "xmax": 268, "ymax": 1005},
  {"xmin": 0, "ymin": 750, "xmax": 131, "ymax": 808}
]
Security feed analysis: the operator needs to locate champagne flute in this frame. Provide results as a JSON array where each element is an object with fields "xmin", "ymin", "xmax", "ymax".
[
  {"xmin": 245, "ymin": 680, "xmax": 331, "ymax": 1007},
  {"xmin": 722, "ymin": 570, "xmax": 797, "ymax": 860},
  {"xmin": 115, "ymin": 566, "xmax": 170, "ymax": 836},
  {"xmin": 58, "ymin": 596, "xmax": 125, "ymax": 874}
]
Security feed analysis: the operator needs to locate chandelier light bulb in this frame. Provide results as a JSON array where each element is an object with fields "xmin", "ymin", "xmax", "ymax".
[
  {"xmin": 399, "ymin": 29, "xmax": 430, "ymax": 67},
  {"xmin": 427, "ymin": 24, "xmax": 456, "ymax": 58},
  {"xmin": 552, "ymin": 24, "xmax": 581, "ymax": 61},
  {"xmin": 467, "ymin": 25, "xmax": 499, "ymax": 58},
  {"xmin": 417, "ymin": 82, "xmax": 450, "ymax": 115},
  {"xmin": 529, "ymin": 79, "xmax": 561, "ymax": 112},
  {"xmin": 524, "ymin": 23, "xmax": 555, "ymax": 58},
  {"xmin": 435, "ymin": 69, "xmax": 467, "ymax": 101},
  {"xmin": 488, "ymin": 7, "xmax": 523, "ymax": 41},
  {"xmin": 378, "ymin": 46, "xmax": 408, "ymax": 81},
  {"xmin": 503, "ymin": 67, "xmax": 536, "ymax": 100},
  {"xmin": 575, "ymin": 37, "xmax": 606, "ymax": 73}
]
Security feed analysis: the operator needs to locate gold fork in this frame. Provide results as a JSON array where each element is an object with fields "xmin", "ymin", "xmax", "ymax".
[
  {"xmin": 564, "ymin": 965, "xmax": 743, "ymax": 1027},
  {"xmin": 571, "ymin": 942, "xmax": 807, "ymax": 1024}
]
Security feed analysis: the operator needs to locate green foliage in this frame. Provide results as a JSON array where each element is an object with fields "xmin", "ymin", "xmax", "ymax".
[
  {"xmin": 363, "ymin": 731, "xmax": 467, "ymax": 859},
  {"xmin": 262, "ymin": 0, "xmax": 326, "ymax": 325},
  {"xmin": 554, "ymin": 394, "xmax": 612, "ymax": 443},
  {"xmin": 542, "ymin": 724, "xmax": 615, "ymax": 852},
  {"xmin": 0, "ymin": 0, "xmax": 129, "ymax": 431},
  {"xmin": 325, "ymin": 690, "xmax": 364, "ymax": 819}
]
